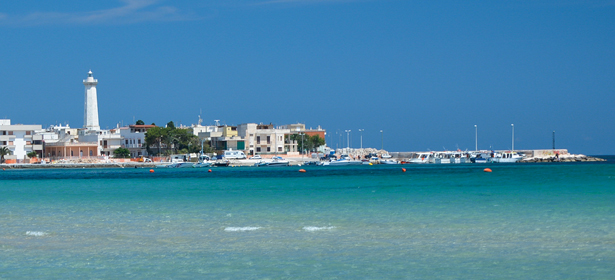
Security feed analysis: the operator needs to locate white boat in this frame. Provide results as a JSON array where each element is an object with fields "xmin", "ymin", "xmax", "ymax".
[
  {"xmin": 434, "ymin": 152, "xmax": 452, "ymax": 164},
  {"xmin": 167, "ymin": 162, "xmax": 194, "ymax": 168},
  {"xmin": 321, "ymin": 155, "xmax": 363, "ymax": 166},
  {"xmin": 257, "ymin": 156, "xmax": 290, "ymax": 167},
  {"xmin": 490, "ymin": 151, "xmax": 523, "ymax": 163},
  {"xmin": 405, "ymin": 152, "xmax": 433, "ymax": 164},
  {"xmin": 166, "ymin": 154, "xmax": 194, "ymax": 168},
  {"xmin": 193, "ymin": 153, "xmax": 212, "ymax": 168},
  {"xmin": 470, "ymin": 152, "xmax": 489, "ymax": 163},
  {"xmin": 380, "ymin": 159, "xmax": 399, "ymax": 165}
]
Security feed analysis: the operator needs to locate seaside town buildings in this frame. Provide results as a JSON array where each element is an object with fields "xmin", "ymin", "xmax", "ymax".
[{"xmin": 0, "ymin": 71, "xmax": 327, "ymax": 163}]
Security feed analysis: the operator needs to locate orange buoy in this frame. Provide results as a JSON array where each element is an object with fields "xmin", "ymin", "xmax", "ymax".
[
  {"xmin": 208, "ymin": 169, "xmax": 212, "ymax": 173},
  {"xmin": 484, "ymin": 168, "xmax": 492, "ymax": 172},
  {"xmin": 402, "ymin": 168, "xmax": 406, "ymax": 172},
  {"xmin": 299, "ymin": 169, "xmax": 306, "ymax": 173},
  {"xmin": 149, "ymin": 169, "xmax": 154, "ymax": 173}
]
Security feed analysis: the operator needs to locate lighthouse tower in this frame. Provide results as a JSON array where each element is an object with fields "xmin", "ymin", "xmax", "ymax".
[{"xmin": 83, "ymin": 70, "xmax": 100, "ymax": 131}]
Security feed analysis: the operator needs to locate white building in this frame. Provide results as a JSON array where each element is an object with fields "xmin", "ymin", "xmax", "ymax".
[
  {"xmin": 119, "ymin": 124, "xmax": 155, "ymax": 157},
  {"xmin": 79, "ymin": 128, "xmax": 122, "ymax": 156},
  {"xmin": 0, "ymin": 119, "xmax": 43, "ymax": 163}
]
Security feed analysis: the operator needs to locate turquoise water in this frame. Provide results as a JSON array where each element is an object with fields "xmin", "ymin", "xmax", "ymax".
[{"xmin": 1, "ymin": 159, "xmax": 615, "ymax": 279}]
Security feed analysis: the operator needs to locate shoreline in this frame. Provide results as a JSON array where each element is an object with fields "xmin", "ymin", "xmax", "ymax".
[{"xmin": 0, "ymin": 155, "xmax": 607, "ymax": 169}]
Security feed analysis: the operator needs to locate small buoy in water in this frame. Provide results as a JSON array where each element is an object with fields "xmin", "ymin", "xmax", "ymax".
[
  {"xmin": 299, "ymin": 169, "xmax": 306, "ymax": 173},
  {"xmin": 208, "ymin": 169, "xmax": 212, "ymax": 173},
  {"xmin": 402, "ymin": 168, "xmax": 406, "ymax": 172},
  {"xmin": 149, "ymin": 169, "xmax": 154, "ymax": 173},
  {"xmin": 484, "ymin": 168, "xmax": 492, "ymax": 172},
  {"xmin": 369, "ymin": 163, "xmax": 373, "ymax": 165}
]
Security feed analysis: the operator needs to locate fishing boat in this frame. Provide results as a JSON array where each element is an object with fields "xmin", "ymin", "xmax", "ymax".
[
  {"xmin": 380, "ymin": 159, "xmax": 399, "ymax": 164},
  {"xmin": 470, "ymin": 152, "xmax": 489, "ymax": 163},
  {"xmin": 489, "ymin": 151, "xmax": 523, "ymax": 163},
  {"xmin": 405, "ymin": 152, "xmax": 433, "ymax": 164}
]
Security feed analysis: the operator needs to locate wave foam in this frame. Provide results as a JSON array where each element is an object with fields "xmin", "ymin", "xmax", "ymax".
[
  {"xmin": 303, "ymin": 226, "xmax": 336, "ymax": 232},
  {"xmin": 25, "ymin": 231, "xmax": 47, "ymax": 237},
  {"xmin": 224, "ymin": 227, "xmax": 261, "ymax": 232}
]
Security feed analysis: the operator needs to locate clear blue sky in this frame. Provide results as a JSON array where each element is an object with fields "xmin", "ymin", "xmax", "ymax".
[{"xmin": 1, "ymin": 0, "xmax": 614, "ymax": 154}]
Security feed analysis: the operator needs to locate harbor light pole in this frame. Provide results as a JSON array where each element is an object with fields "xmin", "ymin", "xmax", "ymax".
[
  {"xmin": 552, "ymin": 131, "xmax": 555, "ymax": 150},
  {"xmin": 474, "ymin": 125, "xmax": 477, "ymax": 151},
  {"xmin": 511, "ymin": 124, "xmax": 514, "ymax": 151},
  {"xmin": 358, "ymin": 129, "xmax": 364, "ymax": 149},
  {"xmin": 380, "ymin": 130, "xmax": 383, "ymax": 150},
  {"xmin": 345, "ymin": 130, "xmax": 351, "ymax": 153}
]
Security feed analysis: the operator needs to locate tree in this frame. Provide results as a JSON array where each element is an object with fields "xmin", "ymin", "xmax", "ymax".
[
  {"xmin": 166, "ymin": 121, "xmax": 175, "ymax": 129},
  {"xmin": 0, "ymin": 146, "xmax": 11, "ymax": 163},
  {"xmin": 310, "ymin": 135, "xmax": 325, "ymax": 151},
  {"xmin": 136, "ymin": 119, "xmax": 145, "ymax": 125},
  {"xmin": 113, "ymin": 147, "xmax": 131, "ymax": 158},
  {"xmin": 145, "ymin": 126, "xmax": 166, "ymax": 155},
  {"xmin": 287, "ymin": 134, "xmax": 326, "ymax": 153},
  {"xmin": 27, "ymin": 151, "xmax": 38, "ymax": 158}
]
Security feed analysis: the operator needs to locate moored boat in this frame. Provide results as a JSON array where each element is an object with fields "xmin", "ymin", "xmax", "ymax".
[
  {"xmin": 256, "ymin": 156, "xmax": 290, "ymax": 167},
  {"xmin": 321, "ymin": 155, "xmax": 363, "ymax": 166}
]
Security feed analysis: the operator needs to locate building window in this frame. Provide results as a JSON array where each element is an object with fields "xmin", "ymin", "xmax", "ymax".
[
  {"xmin": 26, "ymin": 131, "xmax": 31, "ymax": 135},
  {"xmin": 267, "ymin": 136, "xmax": 271, "ymax": 144},
  {"xmin": 278, "ymin": 147, "xmax": 282, "ymax": 152},
  {"xmin": 257, "ymin": 136, "xmax": 260, "ymax": 144},
  {"xmin": 256, "ymin": 147, "xmax": 261, "ymax": 152},
  {"xmin": 267, "ymin": 147, "xmax": 271, "ymax": 152},
  {"xmin": 8, "ymin": 131, "xmax": 13, "ymax": 135}
]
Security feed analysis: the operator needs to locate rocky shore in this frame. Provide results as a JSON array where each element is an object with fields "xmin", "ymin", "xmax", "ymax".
[{"xmin": 520, "ymin": 155, "xmax": 606, "ymax": 163}]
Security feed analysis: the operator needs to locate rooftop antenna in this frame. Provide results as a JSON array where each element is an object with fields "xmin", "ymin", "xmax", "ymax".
[
  {"xmin": 214, "ymin": 120, "xmax": 220, "ymax": 126},
  {"xmin": 198, "ymin": 114, "xmax": 203, "ymax": 126}
]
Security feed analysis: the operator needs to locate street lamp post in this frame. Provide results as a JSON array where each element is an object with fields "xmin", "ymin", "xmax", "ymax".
[
  {"xmin": 380, "ymin": 130, "xmax": 383, "ymax": 150},
  {"xmin": 552, "ymin": 131, "xmax": 555, "ymax": 150},
  {"xmin": 345, "ymin": 130, "xmax": 351, "ymax": 154},
  {"xmin": 474, "ymin": 125, "xmax": 477, "ymax": 151},
  {"xmin": 358, "ymin": 129, "xmax": 364, "ymax": 149},
  {"xmin": 511, "ymin": 124, "xmax": 515, "ymax": 151}
]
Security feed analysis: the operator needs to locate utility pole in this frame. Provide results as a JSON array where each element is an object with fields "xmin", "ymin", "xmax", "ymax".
[
  {"xmin": 511, "ymin": 124, "xmax": 514, "ymax": 151},
  {"xmin": 358, "ymin": 129, "xmax": 364, "ymax": 149}
]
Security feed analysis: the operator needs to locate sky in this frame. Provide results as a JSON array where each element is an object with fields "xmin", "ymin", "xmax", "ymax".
[{"xmin": 1, "ymin": 0, "xmax": 614, "ymax": 154}]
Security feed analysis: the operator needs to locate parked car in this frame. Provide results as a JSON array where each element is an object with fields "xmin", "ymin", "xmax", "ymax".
[{"xmin": 251, "ymin": 155, "xmax": 262, "ymax": 160}]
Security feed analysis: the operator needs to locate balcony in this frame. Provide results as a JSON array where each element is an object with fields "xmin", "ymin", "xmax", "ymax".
[{"xmin": 122, "ymin": 144, "xmax": 143, "ymax": 148}]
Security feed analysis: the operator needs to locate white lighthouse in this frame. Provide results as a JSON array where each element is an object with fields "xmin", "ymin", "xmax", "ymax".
[{"xmin": 83, "ymin": 70, "xmax": 100, "ymax": 131}]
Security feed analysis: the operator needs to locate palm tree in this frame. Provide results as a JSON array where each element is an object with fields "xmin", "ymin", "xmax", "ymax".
[{"xmin": 0, "ymin": 146, "xmax": 11, "ymax": 164}]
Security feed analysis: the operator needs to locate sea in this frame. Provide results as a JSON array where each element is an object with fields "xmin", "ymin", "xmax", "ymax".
[{"xmin": 1, "ymin": 157, "xmax": 615, "ymax": 279}]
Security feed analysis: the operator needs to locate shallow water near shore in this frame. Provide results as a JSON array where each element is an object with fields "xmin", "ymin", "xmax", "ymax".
[{"xmin": 1, "ymin": 159, "xmax": 615, "ymax": 279}]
